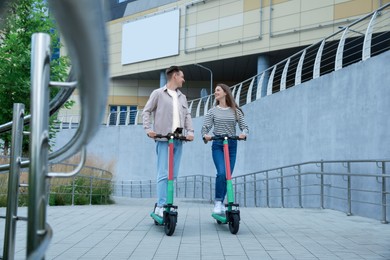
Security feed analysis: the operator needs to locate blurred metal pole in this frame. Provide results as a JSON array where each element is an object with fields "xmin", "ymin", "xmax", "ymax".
[
  {"xmin": 27, "ymin": 33, "xmax": 51, "ymax": 259},
  {"xmin": 3, "ymin": 103, "xmax": 25, "ymax": 260}
]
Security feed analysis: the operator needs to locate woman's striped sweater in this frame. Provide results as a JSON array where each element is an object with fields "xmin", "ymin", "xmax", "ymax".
[{"xmin": 201, "ymin": 106, "xmax": 249, "ymax": 137}]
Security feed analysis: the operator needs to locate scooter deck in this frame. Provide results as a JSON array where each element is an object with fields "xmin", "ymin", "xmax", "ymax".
[
  {"xmin": 211, "ymin": 213, "xmax": 227, "ymax": 224},
  {"xmin": 150, "ymin": 212, "xmax": 164, "ymax": 225}
]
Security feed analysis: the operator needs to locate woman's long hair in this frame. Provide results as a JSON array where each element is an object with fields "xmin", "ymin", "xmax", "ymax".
[{"xmin": 215, "ymin": 83, "xmax": 244, "ymax": 118}]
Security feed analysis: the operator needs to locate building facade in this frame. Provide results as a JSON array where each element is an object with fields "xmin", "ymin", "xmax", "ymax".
[{"xmin": 59, "ymin": 0, "xmax": 389, "ymax": 124}]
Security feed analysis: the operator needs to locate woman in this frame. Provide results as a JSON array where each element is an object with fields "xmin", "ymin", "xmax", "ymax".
[{"xmin": 201, "ymin": 83, "xmax": 249, "ymax": 214}]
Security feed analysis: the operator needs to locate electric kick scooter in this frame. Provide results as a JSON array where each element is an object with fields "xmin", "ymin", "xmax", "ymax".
[
  {"xmin": 208, "ymin": 135, "xmax": 245, "ymax": 234},
  {"xmin": 150, "ymin": 127, "xmax": 189, "ymax": 236}
]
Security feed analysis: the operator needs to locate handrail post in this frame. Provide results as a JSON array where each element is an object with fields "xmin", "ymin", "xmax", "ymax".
[
  {"xmin": 3, "ymin": 104, "xmax": 25, "ymax": 260},
  {"xmin": 320, "ymin": 161, "xmax": 324, "ymax": 209},
  {"xmin": 381, "ymin": 161, "xmax": 388, "ymax": 224},
  {"xmin": 27, "ymin": 33, "xmax": 52, "ymax": 258},
  {"xmin": 244, "ymin": 176, "xmax": 247, "ymax": 207},
  {"xmin": 193, "ymin": 176, "xmax": 196, "ymax": 198},
  {"xmin": 72, "ymin": 177, "xmax": 75, "ymax": 206},
  {"xmin": 89, "ymin": 177, "xmax": 93, "ymax": 205},
  {"xmin": 202, "ymin": 176, "xmax": 204, "ymax": 199},
  {"xmin": 254, "ymin": 174, "xmax": 257, "ymax": 207},
  {"xmin": 140, "ymin": 180, "xmax": 143, "ymax": 198},
  {"xmin": 266, "ymin": 171, "xmax": 269, "ymax": 207},
  {"xmin": 298, "ymin": 165, "xmax": 302, "ymax": 208},
  {"xmin": 175, "ymin": 179, "xmax": 178, "ymax": 198},
  {"xmin": 347, "ymin": 162, "xmax": 352, "ymax": 216},
  {"xmin": 280, "ymin": 168, "xmax": 284, "ymax": 208},
  {"xmin": 185, "ymin": 176, "xmax": 188, "ymax": 198},
  {"xmin": 150, "ymin": 180, "xmax": 152, "ymax": 198},
  {"xmin": 210, "ymin": 176, "xmax": 212, "ymax": 202}
]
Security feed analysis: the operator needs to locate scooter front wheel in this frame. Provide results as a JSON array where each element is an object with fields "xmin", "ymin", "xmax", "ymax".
[
  {"xmin": 164, "ymin": 214, "xmax": 177, "ymax": 236},
  {"xmin": 229, "ymin": 214, "xmax": 240, "ymax": 234}
]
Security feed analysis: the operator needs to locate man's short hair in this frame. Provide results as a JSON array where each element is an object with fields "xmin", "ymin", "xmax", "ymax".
[{"xmin": 166, "ymin": 66, "xmax": 182, "ymax": 79}]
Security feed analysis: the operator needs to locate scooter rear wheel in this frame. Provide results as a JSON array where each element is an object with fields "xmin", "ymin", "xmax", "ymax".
[
  {"xmin": 229, "ymin": 214, "xmax": 240, "ymax": 234},
  {"xmin": 164, "ymin": 214, "xmax": 177, "ymax": 236}
]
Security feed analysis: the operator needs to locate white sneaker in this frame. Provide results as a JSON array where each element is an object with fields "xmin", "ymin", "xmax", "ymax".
[
  {"xmin": 154, "ymin": 206, "xmax": 163, "ymax": 217},
  {"xmin": 213, "ymin": 201, "xmax": 222, "ymax": 214},
  {"xmin": 220, "ymin": 203, "xmax": 226, "ymax": 213}
]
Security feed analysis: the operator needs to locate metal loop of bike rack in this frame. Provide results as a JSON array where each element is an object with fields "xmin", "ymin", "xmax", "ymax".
[
  {"xmin": 49, "ymin": 80, "xmax": 78, "ymax": 89},
  {"xmin": 47, "ymin": 146, "xmax": 86, "ymax": 178}
]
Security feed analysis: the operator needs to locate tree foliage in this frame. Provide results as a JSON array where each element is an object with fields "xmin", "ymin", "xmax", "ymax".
[{"xmin": 0, "ymin": 0, "xmax": 70, "ymax": 155}]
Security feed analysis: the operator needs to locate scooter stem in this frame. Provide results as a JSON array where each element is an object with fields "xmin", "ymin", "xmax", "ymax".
[
  {"xmin": 223, "ymin": 137, "xmax": 235, "ymax": 204},
  {"xmin": 223, "ymin": 138, "xmax": 232, "ymax": 180},
  {"xmin": 167, "ymin": 136, "xmax": 174, "ymax": 205}
]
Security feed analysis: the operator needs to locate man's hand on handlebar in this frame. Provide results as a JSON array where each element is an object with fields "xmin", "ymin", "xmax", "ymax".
[{"xmin": 147, "ymin": 131, "xmax": 157, "ymax": 138}]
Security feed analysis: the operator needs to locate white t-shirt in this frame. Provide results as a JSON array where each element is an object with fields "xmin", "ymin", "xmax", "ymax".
[{"xmin": 167, "ymin": 88, "xmax": 180, "ymax": 132}]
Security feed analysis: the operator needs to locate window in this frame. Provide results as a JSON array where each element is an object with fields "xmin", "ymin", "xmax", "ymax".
[
  {"xmin": 109, "ymin": 106, "xmax": 117, "ymax": 126},
  {"xmin": 109, "ymin": 105, "xmax": 138, "ymax": 125},
  {"xmin": 129, "ymin": 106, "xmax": 137, "ymax": 125},
  {"xmin": 119, "ymin": 106, "xmax": 127, "ymax": 125}
]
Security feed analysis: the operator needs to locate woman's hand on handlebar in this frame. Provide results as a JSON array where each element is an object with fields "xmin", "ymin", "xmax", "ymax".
[
  {"xmin": 203, "ymin": 134, "xmax": 212, "ymax": 144},
  {"xmin": 186, "ymin": 135, "xmax": 194, "ymax": 141},
  {"xmin": 238, "ymin": 133, "xmax": 247, "ymax": 140},
  {"xmin": 203, "ymin": 134, "xmax": 212, "ymax": 142}
]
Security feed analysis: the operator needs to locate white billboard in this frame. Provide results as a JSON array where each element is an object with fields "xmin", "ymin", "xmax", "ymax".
[{"xmin": 121, "ymin": 9, "xmax": 180, "ymax": 65}]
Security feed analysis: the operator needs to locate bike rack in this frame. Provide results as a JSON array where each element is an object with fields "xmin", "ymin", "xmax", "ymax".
[{"xmin": 0, "ymin": 0, "xmax": 109, "ymax": 259}]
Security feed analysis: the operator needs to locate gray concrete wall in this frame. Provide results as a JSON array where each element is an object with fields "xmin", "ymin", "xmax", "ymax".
[
  {"xmin": 53, "ymin": 51, "xmax": 390, "ymax": 219},
  {"xmin": 54, "ymin": 51, "xmax": 390, "ymax": 179}
]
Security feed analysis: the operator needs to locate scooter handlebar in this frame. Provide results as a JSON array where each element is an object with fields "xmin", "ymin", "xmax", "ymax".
[
  {"xmin": 203, "ymin": 135, "xmax": 246, "ymax": 143},
  {"xmin": 154, "ymin": 133, "xmax": 191, "ymax": 141}
]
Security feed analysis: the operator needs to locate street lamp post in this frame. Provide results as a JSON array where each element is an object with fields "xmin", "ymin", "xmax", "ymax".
[{"xmin": 194, "ymin": 63, "xmax": 213, "ymax": 98}]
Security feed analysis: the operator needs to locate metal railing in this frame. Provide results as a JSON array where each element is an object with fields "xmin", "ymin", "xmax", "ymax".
[
  {"xmin": 187, "ymin": 3, "xmax": 390, "ymax": 117},
  {"xmin": 54, "ymin": 114, "xmax": 81, "ymax": 130},
  {"xmin": 47, "ymin": 175, "xmax": 112, "ymax": 206},
  {"xmin": 56, "ymin": 110, "xmax": 144, "ymax": 128},
  {"xmin": 105, "ymin": 110, "xmax": 142, "ymax": 126},
  {"xmin": 113, "ymin": 159, "xmax": 389, "ymax": 224},
  {"xmin": 113, "ymin": 175, "xmax": 214, "ymax": 200},
  {"xmin": 0, "ymin": 173, "xmax": 112, "ymax": 207}
]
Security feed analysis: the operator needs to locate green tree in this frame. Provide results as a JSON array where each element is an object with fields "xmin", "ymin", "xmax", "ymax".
[{"xmin": 0, "ymin": 0, "xmax": 70, "ymax": 155}]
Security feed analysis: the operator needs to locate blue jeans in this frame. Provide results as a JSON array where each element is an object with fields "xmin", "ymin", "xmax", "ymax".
[
  {"xmin": 212, "ymin": 139, "xmax": 237, "ymax": 202},
  {"xmin": 156, "ymin": 140, "xmax": 183, "ymax": 207}
]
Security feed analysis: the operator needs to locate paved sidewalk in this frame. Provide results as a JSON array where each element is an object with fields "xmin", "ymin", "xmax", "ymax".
[{"xmin": 1, "ymin": 197, "xmax": 389, "ymax": 260}]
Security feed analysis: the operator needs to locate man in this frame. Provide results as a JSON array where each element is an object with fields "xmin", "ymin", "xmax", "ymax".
[{"xmin": 142, "ymin": 65, "xmax": 194, "ymax": 217}]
